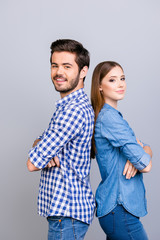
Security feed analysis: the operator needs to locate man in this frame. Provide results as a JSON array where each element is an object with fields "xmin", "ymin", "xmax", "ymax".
[{"xmin": 27, "ymin": 39, "xmax": 95, "ymax": 240}]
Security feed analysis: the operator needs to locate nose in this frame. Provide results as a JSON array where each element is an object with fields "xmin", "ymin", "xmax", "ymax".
[
  {"xmin": 118, "ymin": 79, "xmax": 124, "ymax": 88},
  {"xmin": 56, "ymin": 66, "xmax": 64, "ymax": 75}
]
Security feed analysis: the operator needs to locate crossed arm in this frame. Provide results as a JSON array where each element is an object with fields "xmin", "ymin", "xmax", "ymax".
[
  {"xmin": 123, "ymin": 139, "xmax": 152, "ymax": 179},
  {"xmin": 27, "ymin": 138, "xmax": 152, "ymax": 179},
  {"xmin": 27, "ymin": 139, "xmax": 60, "ymax": 172}
]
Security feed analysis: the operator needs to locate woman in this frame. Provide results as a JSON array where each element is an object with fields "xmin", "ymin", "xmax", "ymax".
[{"xmin": 91, "ymin": 61, "xmax": 152, "ymax": 240}]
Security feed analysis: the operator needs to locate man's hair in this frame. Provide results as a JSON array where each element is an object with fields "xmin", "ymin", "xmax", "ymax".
[{"xmin": 50, "ymin": 39, "xmax": 90, "ymax": 72}]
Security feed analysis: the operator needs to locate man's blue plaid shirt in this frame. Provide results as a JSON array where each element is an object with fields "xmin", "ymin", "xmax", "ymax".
[{"xmin": 28, "ymin": 88, "xmax": 95, "ymax": 224}]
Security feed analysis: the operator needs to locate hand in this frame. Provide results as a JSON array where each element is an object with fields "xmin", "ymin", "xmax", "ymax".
[
  {"xmin": 32, "ymin": 138, "xmax": 41, "ymax": 147},
  {"xmin": 136, "ymin": 138, "xmax": 143, "ymax": 148},
  {"xmin": 46, "ymin": 156, "xmax": 60, "ymax": 168},
  {"xmin": 123, "ymin": 160, "xmax": 138, "ymax": 179}
]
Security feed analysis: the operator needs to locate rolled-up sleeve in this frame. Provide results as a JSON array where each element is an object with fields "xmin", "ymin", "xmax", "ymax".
[
  {"xmin": 100, "ymin": 110, "xmax": 151, "ymax": 171},
  {"xmin": 28, "ymin": 106, "xmax": 85, "ymax": 169}
]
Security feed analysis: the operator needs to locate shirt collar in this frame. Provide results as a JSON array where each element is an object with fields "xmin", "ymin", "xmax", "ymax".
[
  {"xmin": 55, "ymin": 88, "xmax": 85, "ymax": 108},
  {"xmin": 104, "ymin": 103, "xmax": 123, "ymax": 117}
]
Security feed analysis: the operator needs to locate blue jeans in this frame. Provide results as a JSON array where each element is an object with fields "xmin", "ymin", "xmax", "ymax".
[
  {"xmin": 99, "ymin": 205, "xmax": 148, "ymax": 240},
  {"xmin": 47, "ymin": 216, "xmax": 89, "ymax": 240}
]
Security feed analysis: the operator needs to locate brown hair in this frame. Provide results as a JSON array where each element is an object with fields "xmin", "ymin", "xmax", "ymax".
[
  {"xmin": 50, "ymin": 39, "xmax": 90, "ymax": 81},
  {"xmin": 91, "ymin": 61, "xmax": 123, "ymax": 158}
]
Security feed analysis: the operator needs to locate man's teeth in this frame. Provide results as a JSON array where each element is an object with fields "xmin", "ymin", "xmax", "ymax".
[{"xmin": 56, "ymin": 78, "xmax": 65, "ymax": 81}]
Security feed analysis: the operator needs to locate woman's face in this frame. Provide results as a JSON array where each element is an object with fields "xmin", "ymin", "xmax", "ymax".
[{"xmin": 99, "ymin": 66, "xmax": 126, "ymax": 108}]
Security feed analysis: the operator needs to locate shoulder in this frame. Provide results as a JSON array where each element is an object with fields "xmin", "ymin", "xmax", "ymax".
[
  {"xmin": 72, "ymin": 94, "xmax": 94, "ymax": 116},
  {"xmin": 97, "ymin": 104, "xmax": 123, "ymax": 125},
  {"xmin": 96, "ymin": 105, "xmax": 132, "ymax": 137}
]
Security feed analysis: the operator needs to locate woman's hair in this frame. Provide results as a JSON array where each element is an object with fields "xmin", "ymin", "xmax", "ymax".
[{"xmin": 91, "ymin": 61, "xmax": 123, "ymax": 158}]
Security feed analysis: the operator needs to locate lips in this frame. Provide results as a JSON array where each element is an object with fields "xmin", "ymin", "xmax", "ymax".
[
  {"xmin": 54, "ymin": 75, "xmax": 67, "ymax": 82},
  {"xmin": 116, "ymin": 90, "xmax": 124, "ymax": 94},
  {"xmin": 55, "ymin": 78, "xmax": 66, "ymax": 82},
  {"xmin": 53, "ymin": 77, "xmax": 67, "ymax": 84}
]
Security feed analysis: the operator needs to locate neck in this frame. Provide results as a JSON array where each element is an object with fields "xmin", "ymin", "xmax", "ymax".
[
  {"xmin": 60, "ymin": 82, "xmax": 84, "ymax": 98},
  {"xmin": 60, "ymin": 85, "xmax": 84, "ymax": 98},
  {"xmin": 105, "ymin": 100, "xmax": 118, "ymax": 109}
]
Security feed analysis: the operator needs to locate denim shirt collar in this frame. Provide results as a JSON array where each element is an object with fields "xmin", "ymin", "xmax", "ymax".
[{"xmin": 103, "ymin": 103, "xmax": 123, "ymax": 117}]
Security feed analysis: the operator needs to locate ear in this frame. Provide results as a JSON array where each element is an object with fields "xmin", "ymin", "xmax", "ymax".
[
  {"xmin": 99, "ymin": 85, "xmax": 103, "ymax": 91},
  {"xmin": 79, "ymin": 66, "xmax": 88, "ymax": 79}
]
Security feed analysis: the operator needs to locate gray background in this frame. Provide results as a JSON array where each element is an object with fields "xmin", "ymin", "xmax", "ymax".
[{"xmin": 0, "ymin": 0, "xmax": 159, "ymax": 239}]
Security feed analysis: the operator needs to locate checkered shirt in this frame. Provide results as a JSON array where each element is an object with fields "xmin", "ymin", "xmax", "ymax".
[{"xmin": 28, "ymin": 88, "xmax": 95, "ymax": 224}]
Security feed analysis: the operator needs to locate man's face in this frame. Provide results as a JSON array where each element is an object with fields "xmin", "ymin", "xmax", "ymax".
[{"xmin": 51, "ymin": 51, "xmax": 82, "ymax": 98}]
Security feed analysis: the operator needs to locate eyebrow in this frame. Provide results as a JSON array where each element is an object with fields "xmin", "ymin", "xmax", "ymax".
[
  {"xmin": 109, "ymin": 75, "xmax": 125, "ymax": 78},
  {"xmin": 51, "ymin": 62, "xmax": 73, "ymax": 66}
]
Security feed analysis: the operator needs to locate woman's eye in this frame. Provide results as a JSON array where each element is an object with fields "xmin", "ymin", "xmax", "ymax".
[
  {"xmin": 121, "ymin": 77, "xmax": 125, "ymax": 81},
  {"xmin": 109, "ymin": 79, "xmax": 115, "ymax": 82}
]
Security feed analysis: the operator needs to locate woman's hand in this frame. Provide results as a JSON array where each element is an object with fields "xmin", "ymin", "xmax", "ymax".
[
  {"xmin": 123, "ymin": 160, "xmax": 138, "ymax": 179},
  {"xmin": 136, "ymin": 138, "xmax": 143, "ymax": 148},
  {"xmin": 136, "ymin": 138, "xmax": 152, "ymax": 173}
]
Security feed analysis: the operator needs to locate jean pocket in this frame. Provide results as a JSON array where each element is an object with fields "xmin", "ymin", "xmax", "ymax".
[
  {"xmin": 99, "ymin": 211, "xmax": 115, "ymax": 235},
  {"xmin": 47, "ymin": 216, "xmax": 64, "ymax": 240},
  {"xmin": 72, "ymin": 219, "xmax": 89, "ymax": 240},
  {"xmin": 47, "ymin": 216, "xmax": 63, "ymax": 231}
]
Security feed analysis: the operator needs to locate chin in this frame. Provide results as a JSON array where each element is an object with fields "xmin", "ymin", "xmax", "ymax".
[{"xmin": 118, "ymin": 97, "xmax": 124, "ymax": 101}]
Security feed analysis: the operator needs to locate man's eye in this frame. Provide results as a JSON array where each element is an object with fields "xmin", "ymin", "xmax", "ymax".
[
  {"xmin": 52, "ymin": 65, "xmax": 58, "ymax": 68},
  {"xmin": 65, "ymin": 66, "xmax": 71, "ymax": 69}
]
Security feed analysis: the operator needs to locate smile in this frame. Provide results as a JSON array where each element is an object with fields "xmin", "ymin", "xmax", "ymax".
[
  {"xmin": 54, "ymin": 77, "xmax": 67, "ymax": 82},
  {"xmin": 56, "ymin": 79, "xmax": 66, "ymax": 81},
  {"xmin": 116, "ymin": 90, "xmax": 124, "ymax": 94}
]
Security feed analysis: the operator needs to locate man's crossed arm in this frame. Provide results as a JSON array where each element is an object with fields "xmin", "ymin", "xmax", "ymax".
[{"xmin": 27, "ymin": 139, "xmax": 60, "ymax": 172}]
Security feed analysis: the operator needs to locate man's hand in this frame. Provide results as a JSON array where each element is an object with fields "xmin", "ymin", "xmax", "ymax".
[
  {"xmin": 123, "ymin": 160, "xmax": 138, "ymax": 179},
  {"xmin": 28, "ymin": 138, "xmax": 60, "ymax": 171},
  {"xmin": 32, "ymin": 139, "xmax": 60, "ymax": 168},
  {"xmin": 32, "ymin": 138, "xmax": 41, "ymax": 147},
  {"xmin": 46, "ymin": 156, "xmax": 60, "ymax": 168},
  {"xmin": 27, "ymin": 138, "xmax": 42, "ymax": 172}
]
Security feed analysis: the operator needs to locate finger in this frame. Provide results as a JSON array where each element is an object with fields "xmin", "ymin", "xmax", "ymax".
[
  {"xmin": 32, "ymin": 139, "xmax": 41, "ymax": 147},
  {"xmin": 54, "ymin": 156, "xmax": 60, "ymax": 167},
  {"xmin": 140, "ymin": 142, "xmax": 143, "ymax": 147},
  {"xmin": 50, "ymin": 159, "xmax": 56, "ymax": 167},
  {"xmin": 126, "ymin": 170, "xmax": 131, "ymax": 179},
  {"xmin": 136, "ymin": 138, "xmax": 140, "ymax": 144},
  {"xmin": 136, "ymin": 138, "xmax": 143, "ymax": 147},
  {"xmin": 47, "ymin": 162, "xmax": 51, "ymax": 168},
  {"xmin": 130, "ymin": 165, "xmax": 135, "ymax": 177},
  {"xmin": 123, "ymin": 160, "xmax": 129, "ymax": 176},
  {"xmin": 126, "ymin": 163, "xmax": 138, "ymax": 179},
  {"xmin": 126, "ymin": 163, "xmax": 133, "ymax": 179},
  {"xmin": 132, "ymin": 168, "xmax": 138, "ymax": 178}
]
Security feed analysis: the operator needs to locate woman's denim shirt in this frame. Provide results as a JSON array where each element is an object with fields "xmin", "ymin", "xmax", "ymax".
[{"xmin": 94, "ymin": 104, "xmax": 151, "ymax": 218}]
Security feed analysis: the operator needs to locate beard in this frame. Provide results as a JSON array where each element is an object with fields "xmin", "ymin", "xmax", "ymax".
[{"xmin": 52, "ymin": 72, "xmax": 80, "ymax": 94}]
